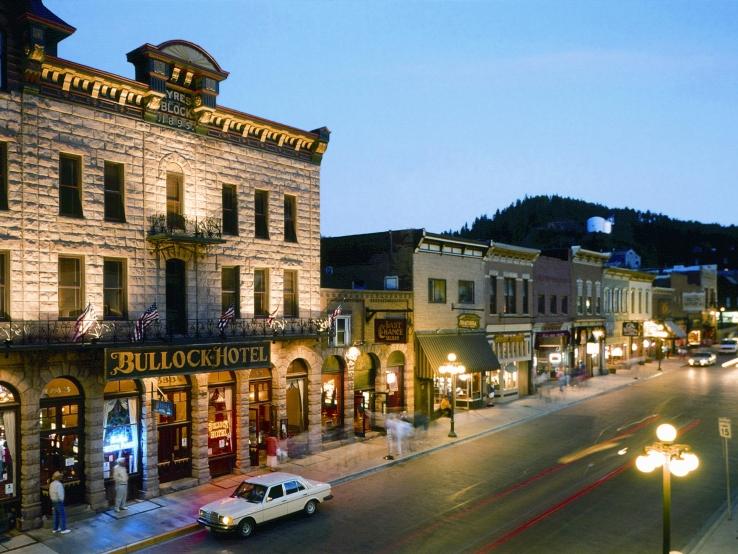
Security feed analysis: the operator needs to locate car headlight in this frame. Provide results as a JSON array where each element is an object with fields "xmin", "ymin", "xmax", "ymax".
[{"xmin": 219, "ymin": 515, "xmax": 232, "ymax": 525}]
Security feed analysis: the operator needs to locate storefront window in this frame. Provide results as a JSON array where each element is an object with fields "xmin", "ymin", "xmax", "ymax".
[
  {"xmin": 321, "ymin": 373, "xmax": 343, "ymax": 430},
  {"xmin": 157, "ymin": 375, "xmax": 191, "ymax": 483},
  {"xmin": 102, "ymin": 388, "xmax": 139, "ymax": 477},
  {"xmin": 0, "ymin": 383, "xmax": 18, "ymax": 502},
  {"xmin": 208, "ymin": 372, "xmax": 234, "ymax": 460}
]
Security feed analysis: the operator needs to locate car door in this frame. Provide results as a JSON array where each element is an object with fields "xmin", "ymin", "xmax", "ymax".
[
  {"xmin": 283, "ymin": 479, "xmax": 308, "ymax": 514},
  {"xmin": 262, "ymin": 484, "xmax": 288, "ymax": 521}
]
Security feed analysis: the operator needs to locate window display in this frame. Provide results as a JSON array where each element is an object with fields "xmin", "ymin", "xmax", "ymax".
[{"xmin": 0, "ymin": 383, "xmax": 17, "ymax": 501}]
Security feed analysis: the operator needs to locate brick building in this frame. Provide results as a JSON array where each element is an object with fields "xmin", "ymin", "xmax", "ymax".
[{"xmin": 0, "ymin": 2, "xmax": 329, "ymax": 529}]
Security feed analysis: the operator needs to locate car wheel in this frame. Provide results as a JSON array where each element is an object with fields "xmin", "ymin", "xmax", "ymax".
[
  {"xmin": 304, "ymin": 499, "xmax": 318, "ymax": 516},
  {"xmin": 237, "ymin": 518, "xmax": 255, "ymax": 538}
]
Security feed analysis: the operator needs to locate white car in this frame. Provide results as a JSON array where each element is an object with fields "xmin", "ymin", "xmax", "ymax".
[
  {"xmin": 718, "ymin": 338, "xmax": 738, "ymax": 354},
  {"xmin": 197, "ymin": 472, "xmax": 333, "ymax": 538},
  {"xmin": 688, "ymin": 351, "xmax": 717, "ymax": 367}
]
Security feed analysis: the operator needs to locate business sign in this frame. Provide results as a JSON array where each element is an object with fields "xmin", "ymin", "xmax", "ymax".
[
  {"xmin": 622, "ymin": 321, "xmax": 641, "ymax": 337},
  {"xmin": 457, "ymin": 313, "xmax": 481, "ymax": 330},
  {"xmin": 719, "ymin": 417, "xmax": 732, "ymax": 439},
  {"xmin": 682, "ymin": 292, "xmax": 706, "ymax": 313},
  {"xmin": 374, "ymin": 319, "xmax": 407, "ymax": 343},
  {"xmin": 104, "ymin": 342, "xmax": 271, "ymax": 381},
  {"xmin": 156, "ymin": 88, "xmax": 196, "ymax": 131},
  {"xmin": 152, "ymin": 399, "xmax": 174, "ymax": 417}
]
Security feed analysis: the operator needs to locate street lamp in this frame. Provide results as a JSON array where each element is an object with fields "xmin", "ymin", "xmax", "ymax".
[
  {"xmin": 636, "ymin": 423, "xmax": 700, "ymax": 554},
  {"xmin": 438, "ymin": 353, "xmax": 465, "ymax": 438}
]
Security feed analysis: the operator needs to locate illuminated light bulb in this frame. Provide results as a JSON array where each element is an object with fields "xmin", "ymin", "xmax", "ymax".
[
  {"xmin": 647, "ymin": 449, "xmax": 665, "ymax": 468},
  {"xmin": 670, "ymin": 458, "xmax": 689, "ymax": 477},
  {"xmin": 656, "ymin": 424, "xmax": 677, "ymax": 443},
  {"xmin": 682, "ymin": 452, "xmax": 699, "ymax": 472},
  {"xmin": 636, "ymin": 454, "xmax": 656, "ymax": 473}
]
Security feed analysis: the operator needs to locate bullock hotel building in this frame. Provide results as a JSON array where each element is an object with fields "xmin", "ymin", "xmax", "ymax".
[{"xmin": 0, "ymin": 2, "xmax": 330, "ymax": 529}]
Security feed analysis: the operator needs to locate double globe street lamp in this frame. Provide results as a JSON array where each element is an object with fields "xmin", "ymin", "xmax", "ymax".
[
  {"xmin": 636, "ymin": 423, "xmax": 700, "ymax": 554},
  {"xmin": 439, "ymin": 353, "xmax": 465, "ymax": 438}
]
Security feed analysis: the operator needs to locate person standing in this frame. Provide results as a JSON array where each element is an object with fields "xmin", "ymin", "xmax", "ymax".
[
  {"xmin": 265, "ymin": 433, "xmax": 278, "ymax": 471},
  {"xmin": 112, "ymin": 457, "xmax": 129, "ymax": 512},
  {"xmin": 49, "ymin": 471, "xmax": 70, "ymax": 534}
]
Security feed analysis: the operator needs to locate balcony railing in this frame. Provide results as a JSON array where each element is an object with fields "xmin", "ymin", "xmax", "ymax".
[
  {"xmin": 147, "ymin": 214, "xmax": 225, "ymax": 244},
  {"xmin": 0, "ymin": 317, "xmax": 329, "ymax": 348}
]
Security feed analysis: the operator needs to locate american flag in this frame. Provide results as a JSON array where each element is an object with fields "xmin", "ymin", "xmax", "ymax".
[
  {"xmin": 217, "ymin": 305, "xmax": 236, "ymax": 332},
  {"xmin": 71, "ymin": 303, "xmax": 97, "ymax": 342},
  {"xmin": 132, "ymin": 303, "xmax": 159, "ymax": 342},
  {"xmin": 328, "ymin": 304, "xmax": 342, "ymax": 326},
  {"xmin": 265, "ymin": 306, "xmax": 279, "ymax": 326}
]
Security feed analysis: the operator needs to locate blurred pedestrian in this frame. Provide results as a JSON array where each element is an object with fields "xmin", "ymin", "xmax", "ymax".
[
  {"xmin": 113, "ymin": 457, "xmax": 128, "ymax": 512},
  {"xmin": 266, "ymin": 433, "xmax": 278, "ymax": 471},
  {"xmin": 50, "ymin": 471, "xmax": 71, "ymax": 534},
  {"xmin": 440, "ymin": 396, "xmax": 451, "ymax": 417}
]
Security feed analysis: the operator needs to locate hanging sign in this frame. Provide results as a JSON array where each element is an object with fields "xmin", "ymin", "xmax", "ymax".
[
  {"xmin": 152, "ymin": 399, "xmax": 174, "ymax": 417},
  {"xmin": 622, "ymin": 321, "xmax": 640, "ymax": 337},
  {"xmin": 374, "ymin": 319, "xmax": 407, "ymax": 343}
]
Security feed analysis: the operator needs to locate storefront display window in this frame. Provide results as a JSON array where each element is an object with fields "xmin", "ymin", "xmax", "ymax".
[
  {"xmin": 286, "ymin": 377, "xmax": 306, "ymax": 435},
  {"xmin": 0, "ymin": 383, "xmax": 18, "ymax": 502},
  {"xmin": 208, "ymin": 385, "xmax": 233, "ymax": 457},
  {"xmin": 321, "ymin": 373, "xmax": 343, "ymax": 430},
  {"xmin": 102, "ymin": 396, "xmax": 138, "ymax": 477}
]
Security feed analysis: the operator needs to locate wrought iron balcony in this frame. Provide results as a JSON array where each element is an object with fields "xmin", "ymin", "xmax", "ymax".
[
  {"xmin": 0, "ymin": 317, "xmax": 329, "ymax": 349},
  {"xmin": 146, "ymin": 214, "xmax": 226, "ymax": 246}
]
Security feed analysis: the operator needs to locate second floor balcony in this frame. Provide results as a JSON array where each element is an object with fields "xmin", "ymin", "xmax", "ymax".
[{"xmin": 147, "ymin": 214, "xmax": 226, "ymax": 246}]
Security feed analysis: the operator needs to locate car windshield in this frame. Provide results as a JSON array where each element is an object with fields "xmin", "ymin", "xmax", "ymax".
[
  {"xmin": 692, "ymin": 353, "xmax": 711, "ymax": 358},
  {"xmin": 231, "ymin": 482, "xmax": 267, "ymax": 503},
  {"xmin": 721, "ymin": 340, "xmax": 736, "ymax": 345}
]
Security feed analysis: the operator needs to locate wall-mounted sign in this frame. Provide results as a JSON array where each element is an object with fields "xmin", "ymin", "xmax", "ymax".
[
  {"xmin": 682, "ymin": 292, "xmax": 706, "ymax": 313},
  {"xmin": 156, "ymin": 88, "xmax": 196, "ymax": 131},
  {"xmin": 104, "ymin": 342, "xmax": 271, "ymax": 381},
  {"xmin": 152, "ymin": 399, "xmax": 174, "ymax": 417},
  {"xmin": 495, "ymin": 334, "xmax": 525, "ymax": 344},
  {"xmin": 374, "ymin": 319, "xmax": 407, "ymax": 343},
  {"xmin": 622, "ymin": 321, "xmax": 641, "ymax": 337},
  {"xmin": 643, "ymin": 321, "xmax": 668, "ymax": 338},
  {"xmin": 457, "ymin": 313, "xmax": 480, "ymax": 330},
  {"xmin": 548, "ymin": 353, "xmax": 562, "ymax": 365}
]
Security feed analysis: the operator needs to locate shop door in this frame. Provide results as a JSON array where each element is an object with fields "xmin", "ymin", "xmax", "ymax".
[
  {"xmin": 248, "ymin": 403, "xmax": 272, "ymax": 467},
  {"xmin": 40, "ymin": 400, "xmax": 85, "ymax": 515},
  {"xmin": 157, "ymin": 389, "xmax": 191, "ymax": 482},
  {"xmin": 353, "ymin": 391, "xmax": 367, "ymax": 436},
  {"xmin": 165, "ymin": 259, "xmax": 186, "ymax": 335}
]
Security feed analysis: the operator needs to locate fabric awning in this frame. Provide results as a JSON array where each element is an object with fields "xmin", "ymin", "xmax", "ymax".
[
  {"xmin": 415, "ymin": 333, "xmax": 500, "ymax": 379},
  {"xmin": 664, "ymin": 320, "xmax": 686, "ymax": 339}
]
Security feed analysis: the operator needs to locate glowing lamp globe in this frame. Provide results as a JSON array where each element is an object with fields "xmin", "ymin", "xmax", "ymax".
[{"xmin": 656, "ymin": 424, "xmax": 677, "ymax": 443}]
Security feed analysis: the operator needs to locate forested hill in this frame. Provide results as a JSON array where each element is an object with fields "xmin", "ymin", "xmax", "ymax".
[{"xmin": 451, "ymin": 195, "xmax": 738, "ymax": 269}]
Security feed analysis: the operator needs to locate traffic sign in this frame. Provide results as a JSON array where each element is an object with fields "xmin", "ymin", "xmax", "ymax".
[{"xmin": 719, "ymin": 417, "xmax": 732, "ymax": 439}]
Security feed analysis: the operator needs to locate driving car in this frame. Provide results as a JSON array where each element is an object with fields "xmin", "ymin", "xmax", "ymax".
[
  {"xmin": 718, "ymin": 338, "xmax": 738, "ymax": 354},
  {"xmin": 688, "ymin": 351, "xmax": 717, "ymax": 367},
  {"xmin": 197, "ymin": 472, "xmax": 333, "ymax": 538}
]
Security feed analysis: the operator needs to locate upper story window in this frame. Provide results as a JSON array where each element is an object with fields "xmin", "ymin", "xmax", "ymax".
[
  {"xmin": 458, "ymin": 280, "xmax": 474, "ymax": 304},
  {"xmin": 537, "ymin": 294, "xmax": 545, "ymax": 314},
  {"xmin": 222, "ymin": 267, "xmax": 240, "ymax": 318},
  {"xmin": 384, "ymin": 276, "xmax": 399, "ymax": 290},
  {"xmin": 104, "ymin": 161, "xmax": 125, "ymax": 222},
  {"xmin": 503, "ymin": 278, "xmax": 516, "ymax": 314},
  {"xmin": 0, "ymin": 252, "xmax": 8, "ymax": 320},
  {"xmin": 255, "ymin": 190, "xmax": 269, "ymax": 239},
  {"xmin": 522, "ymin": 279, "xmax": 529, "ymax": 314},
  {"xmin": 254, "ymin": 268, "xmax": 269, "ymax": 317},
  {"xmin": 595, "ymin": 282, "xmax": 602, "ymax": 314},
  {"xmin": 550, "ymin": 294, "xmax": 558, "ymax": 314},
  {"xmin": 103, "ymin": 259, "xmax": 127, "ymax": 319},
  {"xmin": 59, "ymin": 154, "xmax": 83, "ymax": 218},
  {"xmin": 284, "ymin": 195, "xmax": 297, "ymax": 242},
  {"xmin": 638, "ymin": 289, "xmax": 643, "ymax": 313},
  {"xmin": 222, "ymin": 185, "xmax": 238, "ymax": 236},
  {"xmin": 283, "ymin": 270, "xmax": 298, "ymax": 317},
  {"xmin": 428, "ymin": 278, "xmax": 446, "ymax": 304},
  {"xmin": 561, "ymin": 295, "xmax": 568, "ymax": 314},
  {"xmin": 586, "ymin": 281, "xmax": 593, "ymax": 315},
  {"xmin": 331, "ymin": 315, "xmax": 351, "ymax": 347},
  {"xmin": 489, "ymin": 276, "xmax": 497, "ymax": 314},
  {"xmin": 576, "ymin": 279, "xmax": 583, "ymax": 315},
  {"xmin": 0, "ymin": 142, "xmax": 7, "ymax": 210},
  {"xmin": 58, "ymin": 256, "xmax": 83, "ymax": 319},
  {"xmin": 166, "ymin": 172, "xmax": 184, "ymax": 229}
]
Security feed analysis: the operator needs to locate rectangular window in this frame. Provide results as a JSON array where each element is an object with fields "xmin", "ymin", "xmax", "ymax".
[
  {"xmin": 428, "ymin": 278, "xmax": 446, "ymax": 303},
  {"xmin": 489, "ymin": 276, "xmax": 497, "ymax": 314},
  {"xmin": 522, "ymin": 279, "xmax": 529, "ymax": 314},
  {"xmin": 458, "ymin": 280, "xmax": 474, "ymax": 304},
  {"xmin": 254, "ymin": 268, "xmax": 269, "ymax": 317},
  {"xmin": 550, "ymin": 294, "xmax": 558, "ymax": 314},
  {"xmin": 0, "ymin": 252, "xmax": 7, "ymax": 320},
  {"xmin": 537, "ymin": 294, "xmax": 545, "ymax": 314},
  {"xmin": 222, "ymin": 185, "xmax": 238, "ymax": 235},
  {"xmin": 561, "ymin": 296, "xmax": 568, "ymax": 314},
  {"xmin": 221, "ymin": 267, "xmax": 240, "ymax": 318},
  {"xmin": 586, "ymin": 281, "xmax": 593, "ymax": 315},
  {"xmin": 596, "ymin": 283, "xmax": 602, "ymax": 314},
  {"xmin": 103, "ymin": 161, "xmax": 125, "ymax": 222},
  {"xmin": 283, "ymin": 270, "xmax": 298, "ymax": 317},
  {"xmin": 0, "ymin": 142, "xmax": 7, "ymax": 210},
  {"xmin": 576, "ymin": 280, "xmax": 583, "ymax": 315},
  {"xmin": 284, "ymin": 194, "xmax": 297, "ymax": 242},
  {"xmin": 166, "ymin": 172, "xmax": 184, "ymax": 229},
  {"xmin": 103, "ymin": 259, "xmax": 126, "ymax": 319},
  {"xmin": 59, "ymin": 154, "xmax": 83, "ymax": 217},
  {"xmin": 332, "ymin": 315, "xmax": 351, "ymax": 347},
  {"xmin": 255, "ymin": 190, "xmax": 269, "ymax": 239},
  {"xmin": 58, "ymin": 256, "xmax": 83, "ymax": 319},
  {"xmin": 384, "ymin": 276, "xmax": 399, "ymax": 290},
  {"xmin": 504, "ymin": 278, "xmax": 516, "ymax": 314}
]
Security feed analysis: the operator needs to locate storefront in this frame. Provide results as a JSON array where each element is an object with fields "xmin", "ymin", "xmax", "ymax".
[
  {"xmin": 0, "ymin": 383, "xmax": 19, "ymax": 529},
  {"xmin": 102, "ymin": 379, "xmax": 141, "ymax": 505},
  {"xmin": 156, "ymin": 375, "xmax": 192, "ymax": 483},
  {"xmin": 352, "ymin": 355, "xmax": 377, "ymax": 437},
  {"xmin": 488, "ymin": 331, "xmax": 533, "ymax": 400},
  {"xmin": 207, "ymin": 371, "xmax": 236, "ymax": 477},
  {"xmin": 321, "ymin": 356, "xmax": 345, "ymax": 440},
  {"xmin": 572, "ymin": 325, "xmax": 606, "ymax": 376},
  {"xmin": 286, "ymin": 359, "xmax": 309, "ymax": 457},
  {"xmin": 248, "ymin": 368, "xmax": 273, "ymax": 467},
  {"xmin": 533, "ymin": 329, "xmax": 570, "ymax": 380},
  {"xmin": 415, "ymin": 332, "xmax": 500, "ymax": 418}
]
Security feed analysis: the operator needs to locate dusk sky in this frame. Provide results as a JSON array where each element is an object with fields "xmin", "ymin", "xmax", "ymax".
[{"xmin": 46, "ymin": 1, "xmax": 738, "ymax": 237}]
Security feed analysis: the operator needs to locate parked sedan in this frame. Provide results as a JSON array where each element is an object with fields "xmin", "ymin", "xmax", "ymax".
[
  {"xmin": 688, "ymin": 351, "xmax": 717, "ymax": 367},
  {"xmin": 197, "ymin": 472, "xmax": 333, "ymax": 538}
]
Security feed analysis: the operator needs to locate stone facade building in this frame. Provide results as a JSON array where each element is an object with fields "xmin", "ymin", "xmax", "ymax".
[{"xmin": 0, "ymin": 2, "xmax": 329, "ymax": 529}]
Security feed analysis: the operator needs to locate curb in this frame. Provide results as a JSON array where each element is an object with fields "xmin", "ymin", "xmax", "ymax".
[{"xmin": 103, "ymin": 523, "xmax": 200, "ymax": 554}]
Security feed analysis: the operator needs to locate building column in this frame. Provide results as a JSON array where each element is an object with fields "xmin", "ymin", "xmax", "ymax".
[
  {"xmin": 191, "ymin": 375, "xmax": 210, "ymax": 484},
  {"xmin": 139, "ymin": 378, "xmax": 159, "ymax": 499}
]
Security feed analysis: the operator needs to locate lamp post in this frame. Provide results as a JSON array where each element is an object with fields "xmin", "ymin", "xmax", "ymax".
[
  {"xmin": 438, "ymin": 353, "xmax": 465, "ymax": 438},
  {"xmin": 636, "ymin": 423, "xmax": 700, "ymax": 554}
]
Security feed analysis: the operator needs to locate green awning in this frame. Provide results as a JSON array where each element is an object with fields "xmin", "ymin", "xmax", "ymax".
[{"xmin": 415, "ymin": 333, "xmax": 500, "ymax": 379}]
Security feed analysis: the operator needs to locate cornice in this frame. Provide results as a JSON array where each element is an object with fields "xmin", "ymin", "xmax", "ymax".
[
  {"xmin": 603, "ymin": 267, "xmax": 656, "ymax": 283},
  {"xmin": 489, "ymin": 241, "xmax": 540, "ymax": 262}
]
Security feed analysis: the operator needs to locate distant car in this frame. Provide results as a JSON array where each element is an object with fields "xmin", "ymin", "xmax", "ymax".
[
  {"xmin": 688, "ymin": 351, "xmax": 717, "ymax": 367},
  {"xmin": 197, "ymin": 472, "xmax": 333, "ymax": 538},
  {"xmin": 718, "ymin": 338, "xmax": 738, "ymax": 354}
]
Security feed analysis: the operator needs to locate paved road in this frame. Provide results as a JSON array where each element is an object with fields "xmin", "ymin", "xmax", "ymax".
[{"xmin": 142, "ymin": 364, "xmax": 738, "ymax": 554}]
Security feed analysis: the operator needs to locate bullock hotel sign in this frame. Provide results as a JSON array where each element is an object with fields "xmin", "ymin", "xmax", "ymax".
[{"xmin": 104, "ymin": 342, "xmax": 271, "ymax": 381}]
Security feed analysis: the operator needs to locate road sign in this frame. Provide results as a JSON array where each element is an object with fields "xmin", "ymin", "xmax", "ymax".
[{"xmin": 719, "ymin": 417, "xmax": 732, "ymax": 439}]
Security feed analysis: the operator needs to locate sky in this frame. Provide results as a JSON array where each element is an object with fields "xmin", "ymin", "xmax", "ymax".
[{"xmin": 45, "ymin": 0, "xmax": 738, "ymax": 237}]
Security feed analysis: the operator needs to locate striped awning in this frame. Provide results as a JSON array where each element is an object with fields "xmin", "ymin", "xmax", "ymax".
[
  {"xmin": 664, "ymin": 320, "xmax": 686, "ymax": 339},
  {"xmin": 415, "ymin": 333, "xmax": 500, "ymax": 379}
]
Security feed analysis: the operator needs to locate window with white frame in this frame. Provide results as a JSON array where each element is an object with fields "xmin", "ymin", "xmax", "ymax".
[{"xmin": 331, "ymin": 315, "xmax": 351, "ymax": 346}]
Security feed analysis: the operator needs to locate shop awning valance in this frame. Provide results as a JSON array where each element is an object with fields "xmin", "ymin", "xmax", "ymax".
[
  {"xmin": 664, "ymin": 320, "xmax": 686, "ymax": 339},
  {"xmin": 415, "ymin": 333, "xmax": 500, "ymax": 379}
]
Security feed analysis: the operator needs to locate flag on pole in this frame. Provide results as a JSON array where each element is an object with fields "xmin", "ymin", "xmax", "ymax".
[
  {"xmin": 72, "ymin": 303, "xmax": 97, "ymax": 342},
  {"xmin": 218, "ymin": 305, "xmax": 236, "ymax": 332},
  {"xmin": 328, "ymin": 304, "xmax": 342, "ymax": 326},
  {"xmin": 266, "ymin": 306, "xmax": 279, "ymax": 327},
  {"xmin": 132, "ymin": 303, "xmax": 159, "ymax": 341}
]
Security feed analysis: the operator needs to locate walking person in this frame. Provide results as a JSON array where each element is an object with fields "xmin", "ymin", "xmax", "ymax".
[
  {"xmin": 266, "ymin": 432, "xmax": 279, "ymax": 471},
  {"xmin": 113, "ymin": 457, "xmax": 129, "ymax": 512},
  {"xmin": 49, "ymin": 471, "xmax": 71, "ymax": 534}
]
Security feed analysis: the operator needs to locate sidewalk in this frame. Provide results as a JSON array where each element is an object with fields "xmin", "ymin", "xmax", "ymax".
[{"xmin": 0, "ymin": 359, "xmax": 729, "ymax": 553}]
